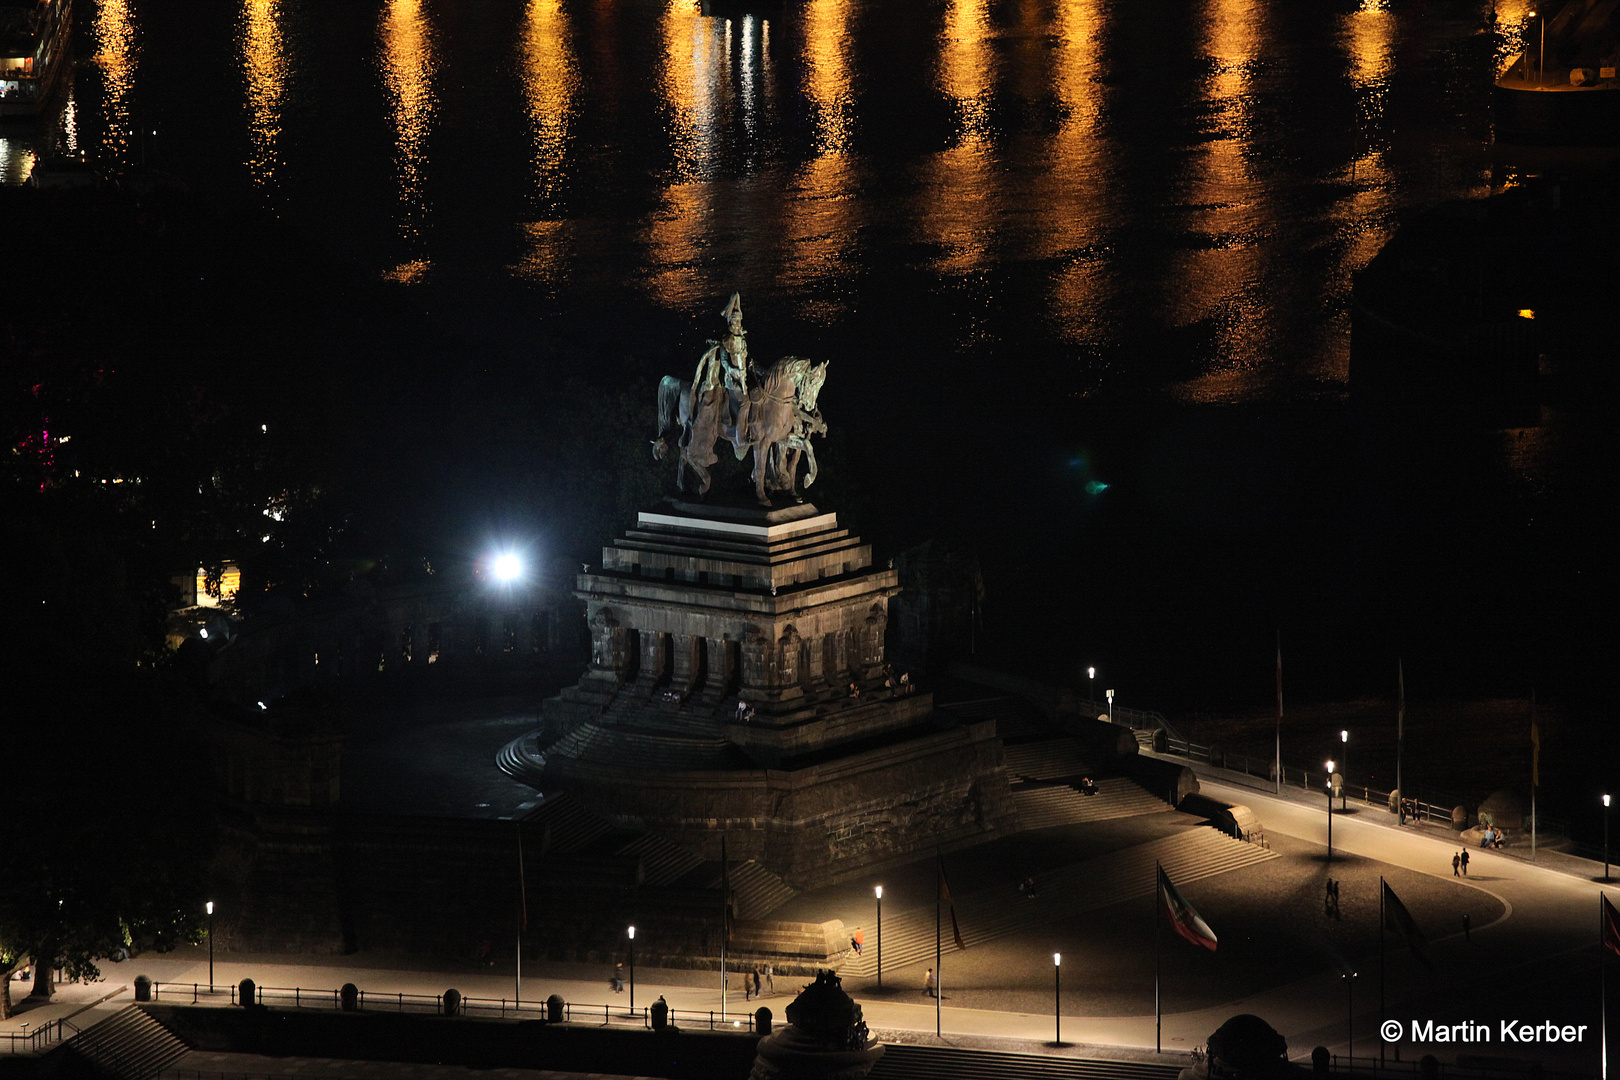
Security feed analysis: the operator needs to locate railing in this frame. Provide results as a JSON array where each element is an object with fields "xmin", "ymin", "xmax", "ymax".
[
  {"xmin": 1077, "ymin": 697, "xmax": 1184, "ymax": 743},
  {"xmin": 1327, "ymin": 1050, "xmax": 1591, "ymax": 1079},
  {"xmin": 1160, "ymin": 739, "xmax": 1571, "ymax": 841},
  {"xmin": 0, "ymin": 1017, "xmax": 78, "ymax": 1054},
  {"xmin": 149, "ymin": 982, "xmax": 763, "ymax": 1031}
]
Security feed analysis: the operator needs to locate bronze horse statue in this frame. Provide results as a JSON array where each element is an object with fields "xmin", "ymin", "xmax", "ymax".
[
  {"xmin": 653, "ymin": 377, "xmax": 727, "ymax": 496},
  {"xmin": 654, "ymin": 355, "xmax": 829, "ymax": 505}
]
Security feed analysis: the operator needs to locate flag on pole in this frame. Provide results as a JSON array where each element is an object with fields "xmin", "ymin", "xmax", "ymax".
[
  {"xmin": 1531, "ymin": 713, "xmax": 1541, "ymax": 788},
  {"xmin": 1603, "ymin": 895, "xmax": 1620, "ymax": 959},
  {"xmin": 938, "ymin": 855, "xmax": 965, "ymax": 951},
  {"xmin": 1382, "ymin": 880, "xmax": 1430, "ymax": 968},
  {"xmin": 1158, "ymin": 865, "xmax": 1217, "ymax": 951}
]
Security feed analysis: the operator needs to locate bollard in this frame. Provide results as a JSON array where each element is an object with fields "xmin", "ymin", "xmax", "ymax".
[
  {"xmin": 754, "ymin": 1007, "xmax": 772, "ymax": 1036},
  {"xmin": 650, "ymin": 996, "xmax": 670, "ymax": 1032},
  {"xmin": 1419, "ymin": 1054, "xmax": 1440, "ymax": 1080},
  {"xmin": 1311, "ymin": 1046, "xmax": 1330, "ymax": 1075},
  {"xmin": 341, "ymin": 983, "xmax": 359, "ymax": 1011},
  {"xmin": 239, "ymin": 978, "xmax": 257, "ymax": 1007},
  {"xmin": 546, "ymin": 994, "xmax": 565, "ymax": 1023},
  {"xmin": 443, "ymin": 989, "xmax": 462, "ymax": 1016},
  {"xmin": 133, "ymin": 976, "xmax": 151, "ymax": 1003}
]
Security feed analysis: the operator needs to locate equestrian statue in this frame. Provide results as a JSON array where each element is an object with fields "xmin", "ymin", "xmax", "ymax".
[{"xmin": 653, "ymin": 293, "xmax": 829, "ymax": 506}]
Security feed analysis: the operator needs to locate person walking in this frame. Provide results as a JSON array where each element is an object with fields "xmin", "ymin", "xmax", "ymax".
[
  {"xmin": 745, "ymin": 968, "xmax": 754, "ymax": 1002},
  {"xmin": 765, "ymin": 963, "xmax": 774, "ymax": 994},
  {"xmin": 753, "ymin": 966, "xmax": 762, "ymax": 1000},
  {"xmin": 1460, "ymin": 849, "xmax": 1469, "ymax": 875},
  {"xmin": 1452, "ymin": 851, "xmax": 1461, "ymax": 876},
  {"xmin": 924, "ymin": 968, "xmax": 938, "ymax": 998}
]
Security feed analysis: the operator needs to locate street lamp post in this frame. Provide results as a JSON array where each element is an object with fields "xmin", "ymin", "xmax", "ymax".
[
  {"xmin": 205, "ymin": 901, "xmax": 214, "ymax": 993},
  {"xmin": 1087, "ymin": 667, "xmax": 1096, "ymax": 707},
  {"xmin": 875, "ymin": 886, "xmax": 883, "ymax": 990},
  {"xmin": 1540, "ymin": 14, "xmax": 1546, "ymax": 86},
  {"xmin": 1326, "ymin": 762, "xmax": 1336, "ymax": 863},
  {"xmin": 627, "ymin": 926, "xmax": 636, "ymax": 1015},
  {"xmin": 1106, "ymin": 688, "xmax": 1115, "ymax": 724},
  {"xmin": 1053, "ymin": 953, "xmax": 1062, "ymax": 1045},
  {"xmin": 1343, "ymin": 971, "xmax": 1357, "ymax": 1067},
  {"xmin": 1604, "ymin": 795, "xmax": 1612, "ymax": 881},
  {"xmin": 1340, "ymin": 730, "xmax": 1349, "ymax": 810}
]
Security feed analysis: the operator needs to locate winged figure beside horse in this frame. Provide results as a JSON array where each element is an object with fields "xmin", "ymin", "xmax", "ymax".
[{"xmin": 652, "ymin": 293, "xmax": 829, "ymax": 506}]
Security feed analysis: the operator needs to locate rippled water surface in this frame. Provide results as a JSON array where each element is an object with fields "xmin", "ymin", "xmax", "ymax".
[{"xmin": 12, "ymin": 0, "xmax": 1515, "ymax": 400}]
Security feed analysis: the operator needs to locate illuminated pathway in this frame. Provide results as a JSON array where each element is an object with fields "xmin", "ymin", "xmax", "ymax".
[{"xmin": 3, "ymin": 778, "xmax": 1610, "ymax": 1072}]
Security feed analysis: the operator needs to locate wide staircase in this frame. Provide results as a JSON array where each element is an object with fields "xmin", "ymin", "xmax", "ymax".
[
  {"xmin": 869, "ymin": 1045, "xmax": 1182, "ymax": 1080},
  {"xmin": 64, "ymin": 1005, "xmax": 188, "ymax": 1080},
  {"xmin": 1012, "ymin": 779, "xmax": 1171, "ymax": 829},
  {"xmin": 838, "ymin": 826, "xmax": 1277, "ymax": 978}
]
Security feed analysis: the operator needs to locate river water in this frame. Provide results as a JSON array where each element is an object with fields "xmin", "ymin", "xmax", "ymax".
[{"xmin": 10, "ymin": 0, "xmax": 1615, "ymax": 807}]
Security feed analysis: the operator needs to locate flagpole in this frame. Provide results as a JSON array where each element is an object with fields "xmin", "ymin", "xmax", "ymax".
[
  {"xmin": 1155, "ymin": 862, "xmax": 1162, "ymax": 1054},
  {"xmin": 518, "ymin": 835, "xmax": 524, "ymax": 1010},
  {"xmin": 936, "ymin": 859, "xmax": 943, "ymax": 1037},
  {"xmin": 1396, "ymin": 661, "xmax": 1404, "ymax": 817},
  {"xmin": 721, "ymin": 834, "xmax": 729, "ymax": 1022},
  {"xmin": 1379, "ymin": 877, "xmax": 1386, "ymax": 1070},
  {"xmin": 1275, "ymin": 634, "xmax": 1283, "ymax": 796},
  {"xmin": 1601, "ymin": 893, "xmax": 1608, "ymax": 1080},
  {"xmin": 1531, "ymin": 690, "xmax": 1538, "ymax": 861}
]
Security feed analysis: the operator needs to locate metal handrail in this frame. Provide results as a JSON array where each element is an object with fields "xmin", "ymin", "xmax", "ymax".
[
  {"xmin": 0, "ymin": 1016, "xmax": 79, "ymax": 1054},
  {"xmin": 1159, "ymin": 738, "xmax": 1570, "ymax": 837},
  {"xmin": 148, "ymin": 981, "xmax": 761, "ymax": 1031}
]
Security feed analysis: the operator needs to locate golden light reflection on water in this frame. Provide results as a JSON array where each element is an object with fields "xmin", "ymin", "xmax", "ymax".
[
  {"xmin": 916, "ymin": 0, "xmax": 997, "ymax": 274},
  {"xmin": 521, "ymin": 0, "xmax": 577, "ymax": 204},
  {"xmin": 660, "ymin": 0, "xmax": 726, "ymax": 180},
  {"xmin": 1047, "ymin": 0, "xmax": 1116, "ymax": 349},
  {"xmin": 1168, "ymin": 0, "xmax": 1267, "ymax": 399},
  {"xmin": 776, "ymin": 0, "xmax": 861, "ymax": 317},
  {"xmin": 802, "ymin": 0, "xmax": 853, "ymax": 153},
  {"xmin": 240, "ymin": 0, "xmax": 286, "ymax": 187},
  {"xmin": 645, "ymin": 3, "xmax": 777, "ymax": 305},
  {"xmin": 92, "ymin": 0, "xmax": 137, "ymax": 165},
  {"xmin": 380, "ymin": 0, "xmax": 436, "ymax": 251}
]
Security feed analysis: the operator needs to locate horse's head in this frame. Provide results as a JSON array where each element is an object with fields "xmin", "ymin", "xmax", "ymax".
[
  {"xmin": 652, "ymin": 437, "xmax": 669, "ymax": 461},
  {"xmin": 798, "ymin": 359, "xmax": 829, "ymax": 412}
]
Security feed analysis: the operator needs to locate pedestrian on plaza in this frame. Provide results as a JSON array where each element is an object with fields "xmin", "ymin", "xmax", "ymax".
[
  {"xmin": 745, "ymin": 968, "xmax": 753, "ymax": 1001},
  {"xmin": 924, "ymin": 968, "xmax": 938, "ymax": 998},
  {"xmin": 753, "ymin": 967, "xmax": 762, "ymax": 999},
  {"xmin": 765, "ymin": 963, "xmax": 774, "ymax": 993},
  {"xmin": 612, "ymin": 963, "xmax": 625, "ymax": 993},
  {"xmin": 1452, "ymin": 851, "xmax": 1461, "ymax": 876},
  {"xmin": 1460, "ymin": 849, "xmax": 1469, "ymax": 876},
  {"xmin": 850, "ymin": 929, "xmax": 864, "ymax": 955}
]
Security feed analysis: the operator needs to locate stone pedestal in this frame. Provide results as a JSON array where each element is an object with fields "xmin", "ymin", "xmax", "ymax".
[{"xmin": 526, "ymin": 501, "xmax": 1016, "ymax": 889}]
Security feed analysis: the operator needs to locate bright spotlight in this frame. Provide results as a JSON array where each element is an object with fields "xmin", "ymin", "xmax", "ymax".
[{"xmin": 491, "ymin": 552, "xmax": 523, "ymax": 582}]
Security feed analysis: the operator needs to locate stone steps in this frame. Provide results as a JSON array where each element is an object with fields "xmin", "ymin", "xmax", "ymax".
[
  {"xmin": 1002, "ymin": 739, "xmax": 1100, "ymax": 780},
  {"xmin": 1012, "ymin": 779, "xmax": 1170, "ymax": 829},
  {"xmin": 614, "ymin": 833, "xmax": 705, "ymax": 886},
  {"xmin": 520, "ymin": 793, "xmax": 614, "ymax": 855},
  {"xmin": 68, "ymin": 1005, "xmax": 189, "ymax": 1080},
  {"xmin": 870, "ymin": 1044, "xmax": 1182, "ymax": 1080},
  {"xmin": 838, "ymin": 827, "xmax": 1276, "ymax": 978},
  {"xmin": 683, "ymin": 859, "xmax": 800, "ymax": 920}
]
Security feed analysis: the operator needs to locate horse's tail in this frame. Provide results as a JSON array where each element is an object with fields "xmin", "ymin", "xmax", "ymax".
[{"xmin": 657, "ymin": 375, "xmax": 685, "ymax": 436}]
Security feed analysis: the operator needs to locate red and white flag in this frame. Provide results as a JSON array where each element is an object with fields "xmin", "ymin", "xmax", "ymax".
[
  {"xmin": 1602, "ymin": 894, "xmax": 1620, "ymax": 959},
  {"xmin": 1159, "ymin": 864, "xmax": 1217, "ymax": 951}
]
